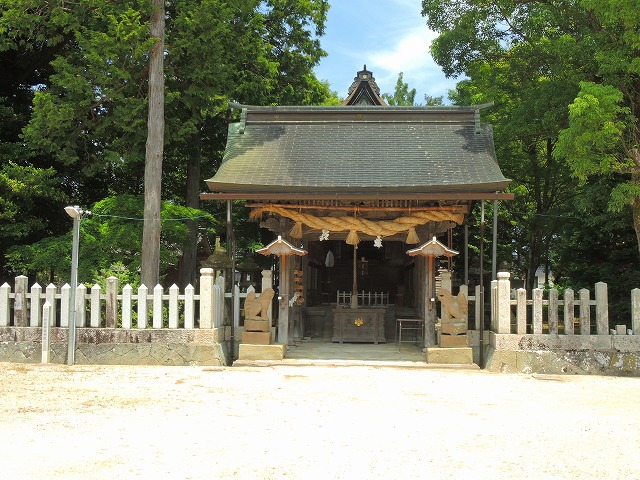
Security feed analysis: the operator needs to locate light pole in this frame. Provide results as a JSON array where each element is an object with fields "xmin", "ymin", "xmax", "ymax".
[{"xmin": 64, "ymin": 206, "xmax": 83, "ymax": 365}]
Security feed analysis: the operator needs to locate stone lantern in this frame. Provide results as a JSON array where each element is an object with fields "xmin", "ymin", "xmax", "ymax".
[
  {"xmin": 236, "ymin": 252, "xmax": 262, "ymax": 292},
  {"xmin": 202, "ymin": 237, "xmax": 232, "ymax": 286}
]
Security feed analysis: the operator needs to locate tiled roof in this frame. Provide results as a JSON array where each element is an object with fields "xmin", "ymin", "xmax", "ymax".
[{"xmin": 206, "ymin": 105, "xmax": 510, "ymax": 195}]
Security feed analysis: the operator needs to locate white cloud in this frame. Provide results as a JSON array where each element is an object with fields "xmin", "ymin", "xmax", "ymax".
[{"xmin": 369, "ymin": 27, "xmax": 437, "ymax": 75}]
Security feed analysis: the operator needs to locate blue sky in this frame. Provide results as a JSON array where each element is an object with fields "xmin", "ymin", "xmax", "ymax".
[{"xmin": 313, "ymin": 0, "xmax": 460, "ymax": 103}]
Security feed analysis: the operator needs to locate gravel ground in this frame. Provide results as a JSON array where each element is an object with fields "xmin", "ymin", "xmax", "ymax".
[{"xmin": 1, "ymin": 362, "xmax": 639, "ymax": 480}]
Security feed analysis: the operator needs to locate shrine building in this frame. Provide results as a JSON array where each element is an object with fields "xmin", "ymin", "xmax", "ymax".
[{"xmin": 201, "ymin": 66, "xmax": 512, "ymax": 363}]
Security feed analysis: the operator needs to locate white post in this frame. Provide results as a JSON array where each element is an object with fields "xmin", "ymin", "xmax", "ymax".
[
  {"xmin": 595, "ymin": 282, "xmax": 608, "ymax": 335},
  {"xmin": 76, "ymin": 284, "xmax": 86, "ymax": 327},
  {"xmin": 60, "ymin": 283, "xmax": 71, "ymax": 327},
  {"xmin": 516, "ymin": 288, "xmax": 527, "ymax": 334},
  {"xmin": 153, "ymin": 284, "xmax": 163, "ymax": 328},
  {"xmin": 564, "ymin": 288, "xmax": 574, "ymax": 335},
  {"xmin": 41, "ymin": 301, "xmax": 52, "ymax": 364},
  {"xmin": 30, "ymin": 283, "xmax": 42, "ymax": 327},
  {"xmin": 184, "ymin": 284, "xmax": 195, "ymax": 329},
  {"xmin": 532, "ymin": 288, "xmax": 543, "ymax": 334},
  {"xmin": 90, "ymin": 284, "xmax": 101, "ymax": 327},
  {"xmin": 496, "ymin": 272, "xmax": 511, "ymax": 334},
  {"xmin": 14, "ymin": 275, "xmax": 28, "ymax": 327},
  {"xmin": 0, "ymin": 283, "xmax": 10, "ymax": 327},
  {"xmin": 632, "ymin": 288, "xmax": 640, "ymax": 335},
  {"xmin": 199, "ymin": 268, "xmax": 214, "ymax": 329},
  {"xmin": 137, "ymin": 284, "xmax": 148, "ymax": 329},
  {"xmin": 548, "ymin": 288, "xmax": 559, "ymax": 334},
  {"xmin": 106, "ymin": 276, "xmax": 119, "ymax": 328},
  {"xmin": 46, "ymin": 283, "xmax": 57, "ymax": 326},
  {"xmin": 169, "ymin": 284, "xmax": 179, "ymax": 328},
  {"xmin": 579, "ymin": 288, "xmax": 590, "ymax": 335},
  {"xmin": 122, "ymin": 284, "xmax": 133, "ymax": 329}
]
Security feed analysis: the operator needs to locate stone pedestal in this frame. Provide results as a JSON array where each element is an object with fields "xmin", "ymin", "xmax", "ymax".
[
  {"xmin": 242, "ymin": 313, "xmax": 272, "ymax": 345},
  {"xmin": 426, "ymin": 346, "xmax": 474, "ymax": 365},
  {"xmin": 241, "ymin": 331, "xmax": 272, "ymax": 344},
  {"xmin": 238, "ymin": 343, "xmax": 286, "ymax": 361}
]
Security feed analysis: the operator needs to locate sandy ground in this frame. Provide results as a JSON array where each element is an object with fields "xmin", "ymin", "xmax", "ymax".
[{"xmin": 1, "ymin": 362, "xmax": 639, "ymax": 480}]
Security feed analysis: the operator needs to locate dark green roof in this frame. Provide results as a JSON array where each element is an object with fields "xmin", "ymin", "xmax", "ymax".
[{"xmin": 206, "ymin": 105, "xmax": 510, "ymax": 195}]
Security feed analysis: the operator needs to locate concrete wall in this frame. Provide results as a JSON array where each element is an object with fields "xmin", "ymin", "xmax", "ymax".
[{"xmin": 0, "ymin": 327, "xmax": 230, "ymax": 366}]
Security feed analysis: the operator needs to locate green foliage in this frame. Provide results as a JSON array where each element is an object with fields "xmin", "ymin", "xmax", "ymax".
[
  {"xmin": 555, "ymin": 82, "xmax": 631, "ymax": 179},
  {"xmin": 424, "ymin": 95, "xmax": 444, "ymax": 106},
  {"xmin": 6, "ymin": 194, "xmax": 218, "ymax": 286},
  {"xmin": 382, "ymin": 72, "xmax": 417, "ymax": 106},
  {"xmin": 423, "ymin": 0, "xmax": 640, "ymax": 291},
  {"xmin": 0, "ymin": 0, "xmax": 334, "ymax": 283},
  {"xmin": 552, "ymin": 176, "xmax": 640, "ymax": 324},
  {"xmin": 93, "ymin": 261, "xmax": 140, "ymax": 291},
  {"xmin": 0, "ymin": 161, "xmax": 65, "ymax": 241}
]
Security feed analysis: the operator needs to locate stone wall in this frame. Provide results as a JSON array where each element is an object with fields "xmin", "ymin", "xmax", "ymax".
[
  {"xmin": 484, "ymin": 332, "xmax": 640, "ymax": 376},
  {"xmin": 0, "ymin": 327, "xmax": 230, "ymax": 366}
]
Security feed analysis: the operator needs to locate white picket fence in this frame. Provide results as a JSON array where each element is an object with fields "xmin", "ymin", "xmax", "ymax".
[
  {"xmin": 491, "ymin": 272, "xmax": 640, "ymax": 335},
  {"xmin": 0, "ymin": 269, "xmax": 266, "ymax": 330}
]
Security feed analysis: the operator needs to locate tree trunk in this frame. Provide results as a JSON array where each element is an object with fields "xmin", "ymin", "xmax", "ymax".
[
  {"xmin": 140, "ymin": 0, "xmax": 165, "ymax": 289},
  {"xmin": 178, "ymin": 131, "xmax": 201, "ymax": 288},
  {"xmin": 632, "ymin": 165, "xmax": 640, "ymax": 261}
]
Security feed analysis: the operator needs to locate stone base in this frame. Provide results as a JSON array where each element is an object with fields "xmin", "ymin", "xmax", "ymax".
[
  {"xmin": 238, "ymin": 343, "xmax": 286, "ymax": 361},
  {"xmin": 426, "ymin": 346, "xmax": 474, "ymax": 365},
  {"xmin": 440, "ymin": 334, "xmax": 469, "ymax": 348},
  {"xmin": 241, "ymin": 331, "xmax": 272, "ymax": 345}
]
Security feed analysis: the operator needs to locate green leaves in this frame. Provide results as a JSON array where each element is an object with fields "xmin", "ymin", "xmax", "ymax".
[
  {"xmin": 0, "ymin": 161, "xmax": 65, "ymax": 242},
  {"xmin": 6, "ymin": 194, "xmax": 218, "ymax": 285},
  {"xmin": 555, "ymin": 82, "xmax": 631, "ymax": 180},
  {"xmin": 382, "ymin": 73, "xmax": 417, "ymax": 106}
]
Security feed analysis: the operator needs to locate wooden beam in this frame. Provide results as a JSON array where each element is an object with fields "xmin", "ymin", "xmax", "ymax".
[
  {"xmin": 201, "ymin": 192, "xmax": 515, "ymax": 201},
  {"xmin": 245, "ymin": 203, "xmax": 470, "ymax": 213}
]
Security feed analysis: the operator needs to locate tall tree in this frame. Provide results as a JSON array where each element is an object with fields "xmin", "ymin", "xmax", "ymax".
[
  {"xmin": 421, "ymin": 0, "xmax": 640, "ymax": 287},
  {"xmin": 2, "ymin": 0, "xmax": 334, "ymax": 284},
  {"xmin": 141, "ymin": 0, "xmax": 165, "ymax": 288}
]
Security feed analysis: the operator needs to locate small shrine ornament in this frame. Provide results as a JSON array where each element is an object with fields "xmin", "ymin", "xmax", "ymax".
[{"xmin": 354, "ymin": 318, "xmax": 364, "ymax": 327}]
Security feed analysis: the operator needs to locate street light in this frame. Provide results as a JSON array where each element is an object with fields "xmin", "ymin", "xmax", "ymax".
[{"xmin": 64, "ymin": 206, "xmax": 83, "ymax": 365}]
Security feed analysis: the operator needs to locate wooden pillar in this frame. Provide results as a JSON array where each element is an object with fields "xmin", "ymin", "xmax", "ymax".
[{"xmin": 351, "ymin": 244, "xmax": 358, "ymax": 309}]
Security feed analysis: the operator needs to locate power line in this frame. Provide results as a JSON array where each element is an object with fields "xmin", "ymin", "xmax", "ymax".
[{"xmin": 89, "ymin": 213, "xmax": 211, "ymax": 222}]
